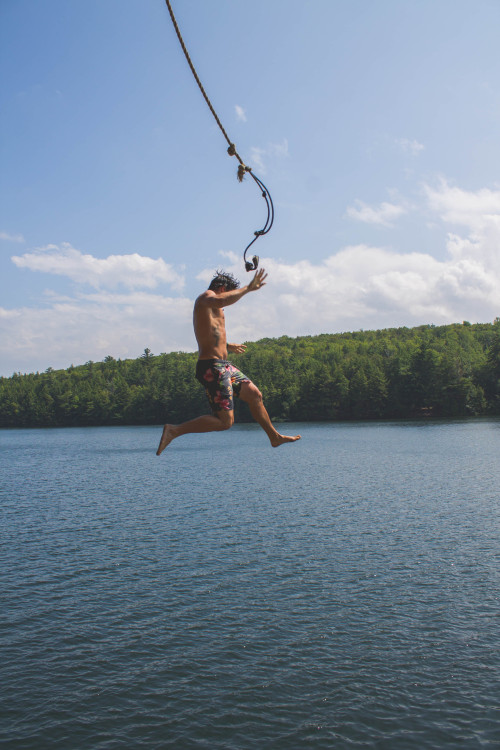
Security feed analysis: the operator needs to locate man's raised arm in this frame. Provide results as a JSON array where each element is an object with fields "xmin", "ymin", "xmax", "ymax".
[{"xmin": 196, "ymin": 269, "xmax": 268, "ymax": 309}]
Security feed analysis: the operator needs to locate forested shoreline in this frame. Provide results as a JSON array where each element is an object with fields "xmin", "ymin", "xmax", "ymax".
[{"xmin": 1, "ymin": 321, "xmax": 499, "ymax": 428}]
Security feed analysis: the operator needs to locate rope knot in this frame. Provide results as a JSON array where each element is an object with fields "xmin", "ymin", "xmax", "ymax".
[{"xmin": 237, "ymin": 164, "xmax": 252, "ymax": 182}]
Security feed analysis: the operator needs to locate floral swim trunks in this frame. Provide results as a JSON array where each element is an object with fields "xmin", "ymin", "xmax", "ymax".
[{"xmin": 195, "ymin": 359, "xmax": 251, "ymax": 412}]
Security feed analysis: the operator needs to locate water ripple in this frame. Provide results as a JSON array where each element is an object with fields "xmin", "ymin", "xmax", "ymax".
[{"xmin": 1, "ymin": 421, "xmax": 500, "ymax": 748}]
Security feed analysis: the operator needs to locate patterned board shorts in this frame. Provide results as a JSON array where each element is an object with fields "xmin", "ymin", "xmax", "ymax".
[{"xmin": 195, "ymin": 359, "xmax": 251, "ymax": 412}]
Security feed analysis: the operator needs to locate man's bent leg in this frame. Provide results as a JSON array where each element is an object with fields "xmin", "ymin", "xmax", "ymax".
[
  {"xmin": 238, "ymin": 382, "xmax": 301, "ymax": 447},
  {"xmin": 156, "ymin": 410, "xmax": 233, "ymax": 455}
]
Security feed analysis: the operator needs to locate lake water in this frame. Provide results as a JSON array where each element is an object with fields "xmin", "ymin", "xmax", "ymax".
[{"xmin": 1, "ymin": 420, "xmax": 499, "ymax": 749}]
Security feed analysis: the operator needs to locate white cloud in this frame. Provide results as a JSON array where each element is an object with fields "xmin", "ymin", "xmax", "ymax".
[
  {"xmin": 225, "ymin": 239, "xmax": 498, "ymax": 344},
  {"xmin": 249, "ymin": 138, "xmax": 289, "ymax": 174},
  {"xmin": 2, "ymin": 180, "xmax": 499, "ymax": 376},
  {"xmin": 235, "ymin": 105, "xmax": 247, "ymax": 122},
  {"xmin": 11, "ymin": 242, "xmax": 184, "ymax": 290},
  {"xmin": 0, "ymin": 231, "xmax": 25, "ymax": 243},
  {"xmin": 424, "ymin": 181, "xmax": 500, "ymax": 281},
  {"xmin": 269, "ymin": 139, "xmax": 289, "ymax": 158},
  {"xmin": 424, "ymin": 180, "xmax": 500, "ymax": 228},
  {"xmin": 346, "ymin": 199, "xmax": 407, "ymax": 227},
  {"xmin": 396, "ymin": 138, "xmax": 425, "ymax": 155},
  {"xmin": 249, "ymin": 146, "xmax": 266, "ymax": 173},
  {"xmin": 199, "ymin": 180, "xmax": 500, "ymax": 342},
  {"xmin": 0, "ymin": 291, "xmax": 194, "ymax": 374}
]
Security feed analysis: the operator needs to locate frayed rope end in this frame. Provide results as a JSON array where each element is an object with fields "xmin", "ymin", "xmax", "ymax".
[{"xmin": 237, "ymin": 164, "xmax": 251, "ymax": 182}]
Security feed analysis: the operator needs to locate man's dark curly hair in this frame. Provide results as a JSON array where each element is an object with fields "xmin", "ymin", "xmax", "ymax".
[{"xmin": 208, "ymin": 270, "xmax": 240, "ymax": 292}]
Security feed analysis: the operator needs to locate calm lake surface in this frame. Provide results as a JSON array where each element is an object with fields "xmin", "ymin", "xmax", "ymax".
[{"xmin": 1, "ymin": 420, "xmax": 499, "ymax": 749}]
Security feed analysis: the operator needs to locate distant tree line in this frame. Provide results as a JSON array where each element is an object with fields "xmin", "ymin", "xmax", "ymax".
[{"xmin": 1, "ymin": 321, "xmax": 499, "ymax": 428}]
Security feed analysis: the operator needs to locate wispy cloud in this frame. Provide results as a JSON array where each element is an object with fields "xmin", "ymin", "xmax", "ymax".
[
  {"xmin": 11, "ymin": 243, "xmax": 185, "ymax": 290},
  {"xmin": 269, "ymin": 140, "xmax": 289, "ymax": 158},
  {"xmin": 0, "ymin": 231, "xmax": 25, "ymax": 243},
  {"xmin": 249, "ymin": 147, "xmax": 266, "ymax": 173},
  {"xmin": 249, "ymin": 138, "xmax": 289, "ymax": 174},
  {"xmin": 235, "ymin": 104, "xmax": 247, "ymax": 122},
  {"xmin": 345, "ymin": 199, "xmax": 407, "ymax": 227},
  {"xmin": 396, "ymin": 138, "xmax": 425, "ymax": 155}
]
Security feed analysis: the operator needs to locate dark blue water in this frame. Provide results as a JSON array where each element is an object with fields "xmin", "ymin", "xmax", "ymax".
[{"xmin": 1, "ymin": 420, "xmax": 499, "ymax": 749}]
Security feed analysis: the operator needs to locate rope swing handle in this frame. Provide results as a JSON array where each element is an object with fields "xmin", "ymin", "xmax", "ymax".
[{"xmin": 164, "ymin": 0, "xmax": 274, "ymax": 270}]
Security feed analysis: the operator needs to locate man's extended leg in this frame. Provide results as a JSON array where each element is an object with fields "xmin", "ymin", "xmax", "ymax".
[
  {"xmin": 239, "ymin": 382, "xmax": 301, "ymax": 447},
  {"xmin": 156, "ymin": 410, "xmax": 233, "ymax": 455}
]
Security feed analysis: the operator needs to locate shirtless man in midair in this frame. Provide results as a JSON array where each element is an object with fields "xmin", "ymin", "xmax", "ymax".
[{"xmin": 156, "ymin": 268, "xmax": 301, "ymax": 454}]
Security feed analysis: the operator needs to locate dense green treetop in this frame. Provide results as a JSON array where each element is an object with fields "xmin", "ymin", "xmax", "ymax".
[{"xmin": 1, "ymin": 321, "xmax": 499, "ymax": 428}]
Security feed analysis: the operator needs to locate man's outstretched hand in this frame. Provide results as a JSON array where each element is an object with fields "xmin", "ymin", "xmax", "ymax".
[
  {"xmin": 227, "ymin": 343, "xmax": 247, "ymax": 354},
  {"xmin": 248, "ymin": 268, "xmax": 267, "ymax": 292}
]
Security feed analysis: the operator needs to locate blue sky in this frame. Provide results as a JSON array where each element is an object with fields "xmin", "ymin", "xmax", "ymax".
[{"xmin": 1, "ymin": 0, "xmax": 499, "ymax": 376}]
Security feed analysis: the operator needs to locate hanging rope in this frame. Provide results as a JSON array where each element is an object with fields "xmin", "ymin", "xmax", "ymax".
[{"xmin": 164, "ymin": 0, "xmax": 274, "ymax": 271}]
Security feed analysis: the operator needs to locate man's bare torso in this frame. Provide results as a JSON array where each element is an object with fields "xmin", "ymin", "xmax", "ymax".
[{"xmin": 193, "ymin": 296, "xmax": 228, "ymax": 360}]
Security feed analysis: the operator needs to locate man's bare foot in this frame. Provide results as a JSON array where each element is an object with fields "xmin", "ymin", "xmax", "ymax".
[
  {"xmin": 156, "ymin": 424, "xmax": 177, "ymax": 455},
  {"xmin": 270, "ymin": 433, "xmax": 301, "ymax": 448}
]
